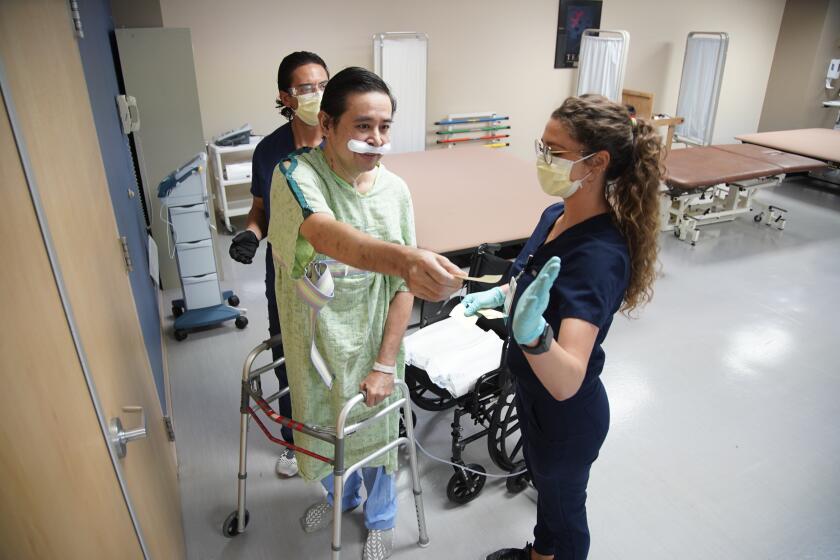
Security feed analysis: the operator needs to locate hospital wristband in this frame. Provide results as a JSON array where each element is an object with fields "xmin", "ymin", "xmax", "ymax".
[{"xmin": 373, "ymin": 361, "xmax": 396, "ymax": 375}]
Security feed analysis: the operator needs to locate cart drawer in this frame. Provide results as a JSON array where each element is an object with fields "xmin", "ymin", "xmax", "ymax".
[
  {"xmin": 176, "ymin": 239, "xmax": 216, "ymax": 277},
  {"xmin": 182, "ymin": 273, "xmax": 221, "ymax": 310},
  {"xmin": 166, "ymin": 166, "xmax": 207, "ymax": 207},
  {"xmin": 170, "ymin": 203, "xmax": 210, "ymax": 243}
]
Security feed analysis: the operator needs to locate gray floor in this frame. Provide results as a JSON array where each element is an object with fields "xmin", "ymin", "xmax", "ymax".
[{"xmin": 164, "ymin": 176, "xmax": 840, "ymax": 560}]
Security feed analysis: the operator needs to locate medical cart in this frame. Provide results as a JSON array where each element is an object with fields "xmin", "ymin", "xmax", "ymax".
[{"xmin": 158, "ymin": 152, "xmax": 247, "ymax": 340}]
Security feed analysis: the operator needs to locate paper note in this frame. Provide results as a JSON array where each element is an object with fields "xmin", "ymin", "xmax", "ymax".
[
  {"xmin": 456, "ymin": 273, "xmax": 503, "ymax": 284},
  {"xmin": 477, "ymin": 309, "xmax": 506, "ymax": 320},
  {"xmin": 449, "ymin": 302, "xmax": 479, "ymax": 325},
  {"xmin": 148, "ymin": 234, "xmax": 159, "ymax": 287}
]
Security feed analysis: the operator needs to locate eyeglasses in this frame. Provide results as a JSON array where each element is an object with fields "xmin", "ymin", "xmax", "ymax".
[
  {"xmin": 287, "ymin": 80, "xmax": 329, "ymax": 96},
  {"xmin": 535, "ymin": 139, "xmax": 587, "ymax": 165}
]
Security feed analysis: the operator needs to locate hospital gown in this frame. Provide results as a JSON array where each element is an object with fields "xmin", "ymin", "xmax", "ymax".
[{"xmin": 267, "ymin": 147, "xmax": 415, "ymax": 482}]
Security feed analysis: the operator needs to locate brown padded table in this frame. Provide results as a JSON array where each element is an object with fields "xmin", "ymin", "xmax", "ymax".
[
  {"xmin": 664, "ymin": 146, "xmax": 780, "ymax": 191},
  {"xmin": 664, "ymin": 145, "xmax": 826, "ymax": 192},
  {"xmin": 735, "ymin": 129, "xmax": 840, "ymax": 164},
  {"xmin": 385, "ymin": 147, "xmax": 554, "ymax": 254},
  {"xmin": 713, "ymin": 144, "xmax": 827, "ymax": 174}
]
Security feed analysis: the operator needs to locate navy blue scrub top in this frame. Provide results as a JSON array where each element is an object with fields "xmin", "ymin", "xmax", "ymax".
[
  {"xmin": 250, "ymin": 122, "xmax": 295, "ymax": 223},
  {"xmin": 506, "ymin": 202, "xmax": 631, "ymax": 403}
]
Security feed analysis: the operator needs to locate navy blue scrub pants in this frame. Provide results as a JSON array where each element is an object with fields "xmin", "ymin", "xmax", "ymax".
[
  {"xmin": 515, "ymin": 378, "xmax": 609, "ymax": 559},
  {"xmin": 265, "ymin": 243, "xmax": 293, "ymax": 443}
]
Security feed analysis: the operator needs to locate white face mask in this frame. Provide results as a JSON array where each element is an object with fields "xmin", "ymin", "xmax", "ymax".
[
  {"xmin": 347, "ymin": 139, "xmax": 392, "ymax": 155},
  {"xmin": 294, "ymin": 92, "xmax": 322, "ymax": 126},
  {"xmin": 536, "ymin": 153, "xmax": 594, "ymax": 198}
]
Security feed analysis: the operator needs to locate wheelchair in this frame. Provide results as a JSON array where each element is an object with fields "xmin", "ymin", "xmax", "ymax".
[{"xmin": 405, "ymin": 243, "xmax": 530, "ymax": 504}]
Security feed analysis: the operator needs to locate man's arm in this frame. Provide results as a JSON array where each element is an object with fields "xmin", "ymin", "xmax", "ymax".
[
  {"xmin": 299, "ymin": 213, "xmax": 462, "ymax": 302},
  {"xmin": 360, "ymin": 290, "xmax": 414, "ymax": 406}
]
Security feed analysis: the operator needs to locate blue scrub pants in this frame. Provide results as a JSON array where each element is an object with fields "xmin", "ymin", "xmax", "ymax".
[
  {"xmin": 515, "ymin": 379, "xmax": 610, "ymax": 559},
  {"xmin": 321, "ymin": 467, "xmax": 397, "ymax": 530},
  {"xmin": 265, "ymin": 244, "xmax": 293, "ymax": 443}
]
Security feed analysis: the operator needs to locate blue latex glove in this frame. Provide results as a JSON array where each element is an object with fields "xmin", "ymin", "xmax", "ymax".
[
  {"xmin": 512, "ymin": 257, "xmax": 561, "ymax": 345},
  {"xmin": 462, "ymin": 287, "xmax": 505, "ymax": 317}
]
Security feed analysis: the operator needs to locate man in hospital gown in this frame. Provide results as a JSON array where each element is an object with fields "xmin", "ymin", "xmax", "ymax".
[{"xmin": 268, "ymin": 66, "xmax": 462, "ymax": 559}]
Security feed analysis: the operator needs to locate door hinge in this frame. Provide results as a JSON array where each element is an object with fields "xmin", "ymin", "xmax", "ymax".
[
  {"xmin": 120, "ymin": 236, "xmax": 134, "ymax": 273},
  {"xmin": 68, "ymin": 0, "xmax": 84, "ymax": 38},
  {"xmin": 163, "ymin": 416, "xmax": 176, "ymax": 442}
]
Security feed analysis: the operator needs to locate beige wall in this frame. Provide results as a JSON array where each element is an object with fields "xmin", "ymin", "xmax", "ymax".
[
  {"xmin": 759, "ymin": 0, "xmax": 840, "ymax": 132},
  {"xmin": 161, "ymin": 0, "xmax": 786, "ymax": 161}
]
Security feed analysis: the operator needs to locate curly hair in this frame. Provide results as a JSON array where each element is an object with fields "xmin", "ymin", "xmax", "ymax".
[{"xmin": 551, "ymin": 94, "xmax": 663, "ymax": 315}]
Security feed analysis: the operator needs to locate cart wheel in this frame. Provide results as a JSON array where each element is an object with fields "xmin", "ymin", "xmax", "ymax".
[
  {"xmin": 754, "ymin": 213, "xmax": 763, "ymax": 223},
  {"xmin": 172, "ymin": 304, "xmax": 184, "ymax": 318},
  {"xmin": 235, "ymin": 316, "xmax": 249, "ymax": 329},
  {"xmin": 673, "ymin": 228, "xmax": 680, "ymax": 238},
  {"xmin": 222, "ymin": 509, "xmax": 249, "ymax": 537},
  {"xmin": 447, "ymin": 464, "xmax": 486, "ymax": 504},
  {"xmin": 174, "ymin": 329, "xmax": 188, "ymax": 341},
  {"xmin": 487, "ymin": 384, "xmax": 524, "ymax": 472},
  {"xmin": 399, "ymin": 408, "xmax": 417, "ymax": 439},
  {"xmin": 505, "ymin": 461, "xmax": 530, "ymax": 494},
  {"xmin": 228, "ymin": 295, "xmax": 240, "ymax": 307},
  {"xmin": 405, "ymin": 365, "xmax": 457, "ymax": 411}
]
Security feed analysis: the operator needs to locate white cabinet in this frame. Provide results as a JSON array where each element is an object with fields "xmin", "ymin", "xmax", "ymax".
[{"xmin": 208, "ymin": 137, "xmax": 262, "ymax": 234}]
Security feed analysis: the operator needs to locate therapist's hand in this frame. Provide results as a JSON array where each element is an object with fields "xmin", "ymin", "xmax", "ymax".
[
  {"xmin": 404, "ymin": 249, "xmax": 464, "ymax": 302},
  {"xmin": 462, "ymin": 287, "xmax": 505, "ymax": 317},
  {"xmin": 229, "ymin": 230, "xmax": 260, "ymax": 264},
  {"xmin": 360, "ymin": 371, "xmax": 395, "ymax": 407},
  {"xmin": 512, "ymin": 257, "xmax": 561, "ymax": 346}
]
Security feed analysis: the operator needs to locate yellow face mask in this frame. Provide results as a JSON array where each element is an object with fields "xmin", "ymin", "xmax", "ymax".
[
  {"xmin": 535, "ymin": 153, "xmax": 593, "ymax": 198},
  {"xmin": 294, "ymin": 92, "xmax": 322, "ymax": 126}
]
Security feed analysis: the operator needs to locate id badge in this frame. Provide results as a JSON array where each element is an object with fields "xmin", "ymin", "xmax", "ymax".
[{"xmin": 503, "ymin": 276, "xmax": 517, "ymax": 316}]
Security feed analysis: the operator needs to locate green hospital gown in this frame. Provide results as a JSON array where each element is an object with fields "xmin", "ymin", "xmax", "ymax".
[{"xmin": 267, "ymin": 147, "xmax": 416, "ymax": 482}]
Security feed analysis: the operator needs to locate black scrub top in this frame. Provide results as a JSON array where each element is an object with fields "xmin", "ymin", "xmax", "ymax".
[
  {"xmin": 251, "ymin": 122, "xmax": 296, "ymax": 223},
  {"xmin": 506, "ymin": 202, "xmax": 631, "ymax": 403}
]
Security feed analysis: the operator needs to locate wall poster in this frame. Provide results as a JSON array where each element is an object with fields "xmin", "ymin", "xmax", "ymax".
[{"xmin": 554, "ymin": 0, "xmax": 603, "ymax": 68}]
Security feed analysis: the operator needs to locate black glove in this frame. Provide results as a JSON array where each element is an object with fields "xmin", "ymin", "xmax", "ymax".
[{"xmin": 229, "ymin": 230, "xmax": 260, "ymax": 264}]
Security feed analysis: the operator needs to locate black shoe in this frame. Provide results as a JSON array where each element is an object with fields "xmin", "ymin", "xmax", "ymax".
[{"xmin": 486, "ymin": 542, "xmax": 533, "ymax": 560}]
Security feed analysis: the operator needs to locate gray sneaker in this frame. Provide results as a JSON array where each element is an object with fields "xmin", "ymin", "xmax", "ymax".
[
  {"xmin": 300, "ymin": 501, "xmax": 333, "ymax": 533},
  {"xmin": 362, "ymin": 528, "xmax": 394, "ymax": 560},
  {"xmin": 275, "ymin": 447, "xmax": 298, "ymax": 478}
]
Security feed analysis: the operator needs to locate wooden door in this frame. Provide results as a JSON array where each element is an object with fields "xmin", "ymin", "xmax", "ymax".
[{"xmin": 0, "ymin": 1, "xmax": 185, "ymax": 558}]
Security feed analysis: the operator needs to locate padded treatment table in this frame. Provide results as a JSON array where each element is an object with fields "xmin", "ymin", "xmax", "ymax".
[
  {"xmin": 662, "ymin": 144, "xmax": 826, "ymax": 244},
  {"xmin": 736, "ymin": 128, "xmax": 840, "ymax": 186},
  {"xmin": 385, "ymin": 147, "xmax": 555, "ymax": 255},
  {"xmin": 735, "ymin": 128, "xmax": 840, "ymax": 164}
]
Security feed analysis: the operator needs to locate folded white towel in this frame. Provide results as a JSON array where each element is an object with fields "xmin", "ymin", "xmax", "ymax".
[{"xmin": 404, "ymin": 318, "xmax": 503, "ymax": 398}]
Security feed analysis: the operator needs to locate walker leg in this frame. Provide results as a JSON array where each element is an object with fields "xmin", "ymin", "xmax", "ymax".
[
  {"xmin": 401, "ymin": 396, "xmax": 430, "ymax": 547},
  {"xmin": 235, "ymin": 409, "xmax": 249, "ymax": 533},
  {"xmin": 331, "ymin": 431, "xmax": 346, "ymax": 560},
  {"xmin": 331, "ymin": 470, "xmax": 344, "ymax": 560}
]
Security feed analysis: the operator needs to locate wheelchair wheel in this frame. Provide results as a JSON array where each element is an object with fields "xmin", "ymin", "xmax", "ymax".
[
  {"xmin": 405, "ymin": 365, "xmax": 457, "ymax": 411},
  {"xmin": 399, "ymin": 407, "xmax": 417, "ymax": 439},
  {"xmin": 446, "ymin": 463, "xmax": 486, "ymax": 504},
  {"xmin": 505, "ymin": 460, "xmax": 530, "ymax": 494},
  {"xmin": 487, "ymin": 384, "xmax": 524, "ymax": 472}
]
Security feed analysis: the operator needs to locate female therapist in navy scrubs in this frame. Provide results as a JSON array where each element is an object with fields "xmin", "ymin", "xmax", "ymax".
[{"xmin": 465, "ymin": 94, "xmax": 663, "ymax": 560}]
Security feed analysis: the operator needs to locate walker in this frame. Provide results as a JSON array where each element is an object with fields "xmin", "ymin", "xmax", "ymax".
[{"xmin": 222, "ymin": 335, "xmax": 430, "ymax": 559}]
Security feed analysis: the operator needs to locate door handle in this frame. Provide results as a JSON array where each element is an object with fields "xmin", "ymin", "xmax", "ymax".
[{"xmin": 109, "ymin": 406, "xmax": 147, "ymax": 459}]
